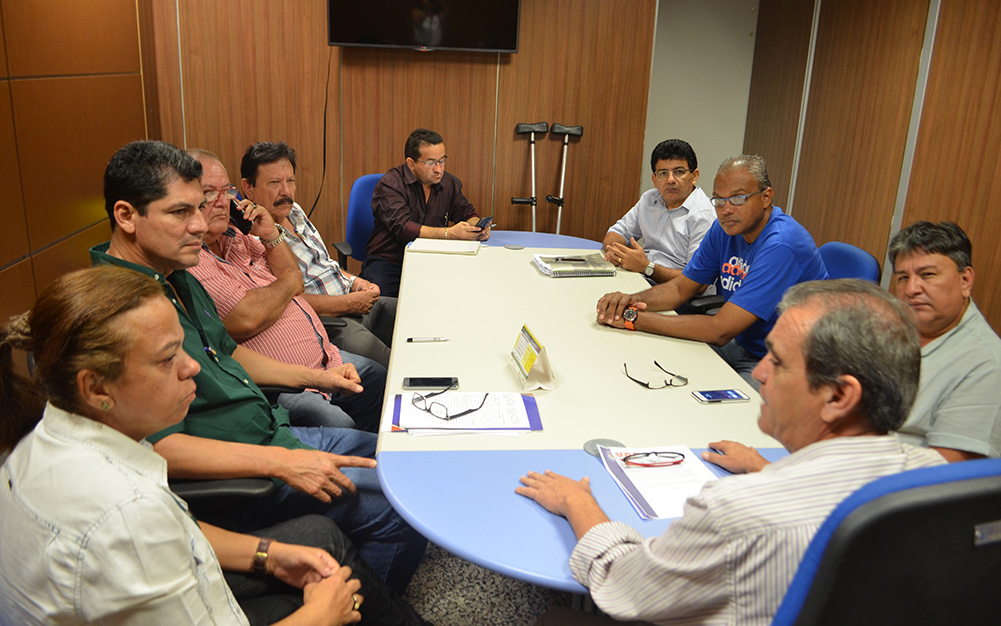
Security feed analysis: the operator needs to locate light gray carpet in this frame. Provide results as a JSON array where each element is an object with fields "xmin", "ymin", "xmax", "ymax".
[{"xmin": 404, "ymin": 543, "xmax": 574, "ymax": 625}]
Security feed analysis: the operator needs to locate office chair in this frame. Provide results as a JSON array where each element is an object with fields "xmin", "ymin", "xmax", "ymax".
[
  {"xmin": 818, "ymin": 241, "xmax": 881, "ymax": 282},
  {"xmin": 771, "ymin": 457, "xmax": 1001, "ymax": 626},
  {"xmin": 333, "ymin": 173, "xmax": 383, "ymax": 267}
]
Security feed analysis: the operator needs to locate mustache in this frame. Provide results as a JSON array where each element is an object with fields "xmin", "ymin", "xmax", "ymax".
[{"xmin": 274, "ymin": 196, "xmax": 294, "ymax": 207}]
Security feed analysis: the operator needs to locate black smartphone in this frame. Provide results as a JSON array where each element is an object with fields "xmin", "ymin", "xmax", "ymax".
[
  {"xmin": 229, "ymin": 199, "xmax": 253, "ymax": 235},
  {"xmin": 475, "ymin": 216, "xmax": 493, "ymax": 229},
  {"xmin": 403, "ymin": 377, "xmax": 459, "ymax": 390}
]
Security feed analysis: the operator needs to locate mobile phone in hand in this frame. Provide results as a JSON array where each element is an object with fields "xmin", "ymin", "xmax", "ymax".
[{"xmin": 230, "ymin": 199, "xmax": 253, "ymax": 235}]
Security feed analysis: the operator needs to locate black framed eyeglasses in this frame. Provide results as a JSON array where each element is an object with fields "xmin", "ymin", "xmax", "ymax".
[
  {"xmin": 411, "ymin": 388, "xmax": 489, "ymax": 421},
  {"xmin": 623, "ymin": 451, "xmax": 685, "ymax": 467},
  {"xmin": 709, "ymin": 188, "xmax": 766, "ymax": 208},
  {"xmin": 623, "ymin": 361, "xmax": 688, "ymax": 389}
]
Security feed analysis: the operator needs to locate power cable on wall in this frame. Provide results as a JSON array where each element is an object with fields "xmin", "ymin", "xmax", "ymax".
[{"xmin": 308, "ymin": 47, "xmax": 334, "ymax": 219}]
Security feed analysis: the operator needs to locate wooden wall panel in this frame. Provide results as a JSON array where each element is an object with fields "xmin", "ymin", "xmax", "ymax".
[
  {"xmin": 3, "ymin": 0, "xmax": 139, "ymax": 77},
  {"xmin": 340, "ymin": 47, "xmax": 498, "ymax": 221},
  {"xmin": 0, "ymin": 258, "xmax": 36, "ymax": 322},
  {"xmin": 0, "ymin": 80, "xmax": 29, "ymax": 268},
  {"xmin": 12, "ymin": 75, "xmax": 145, "ymax": 248},
  {"xmin": 495, "ymin": 0, "xmax": 656, "ymax": 239},
  {"xmin": 0, "ymin": 7, "xmax": 7, "ymax": 77},
  {"xmin": 742, "ymin": 0, "xmax": 814, "ymax": 208},
  {"xmin": 31, "ymin": 223, "xmax": 111, "ymax": 293},
  {"xmin": 903, "ymin": 1, "xmax": 1001, "ymax": 330},
  {"xmin": 792, "ymin": 0, "xmax": 929, "ymax": 258},
  {"xmin": 174, "ymin": 0, "xmax": 340, "ymax": 241}
]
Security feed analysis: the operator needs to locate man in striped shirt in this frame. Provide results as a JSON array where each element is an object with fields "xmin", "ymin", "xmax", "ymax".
[
  {"xmin": 520, "ymin": 279, "xmax": 944, "ymax": 625},
  {"xmin": 187, "ymin": 150, "xmax": 385, "ymax": 433}
]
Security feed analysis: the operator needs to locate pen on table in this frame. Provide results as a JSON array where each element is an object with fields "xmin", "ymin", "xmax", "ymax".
[{"xmin": 407, "ymin": 336, "xmax": 450, "ymax": 343}]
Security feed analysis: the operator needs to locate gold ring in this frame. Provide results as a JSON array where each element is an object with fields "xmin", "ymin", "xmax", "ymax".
[{"xmin": 352, "ymin": 594, "xmax": 361, "ymax": 611}]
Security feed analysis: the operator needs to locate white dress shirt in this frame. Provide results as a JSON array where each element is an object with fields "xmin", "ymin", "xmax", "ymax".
[
  {"xmin": 0, "ymin": 403, "xmax": 248, "ymax": 625},
  {"xmin": 569, "ymin": 436, "xmax": 945, "ymax": 625}
]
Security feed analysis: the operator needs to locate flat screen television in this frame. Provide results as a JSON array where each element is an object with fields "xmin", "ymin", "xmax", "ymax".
[{"xmin": 328, "ymin": 0, "xmax": 520, "ymax": 53}]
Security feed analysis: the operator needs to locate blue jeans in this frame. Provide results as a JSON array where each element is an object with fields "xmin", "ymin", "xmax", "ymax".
[
  {"xmin": 193, "ymin": 427, "xmax": 426, "ymax": 594},
  {"xmin": 277, "ymin": 350, "xmax": 387, "ymax": 432}
]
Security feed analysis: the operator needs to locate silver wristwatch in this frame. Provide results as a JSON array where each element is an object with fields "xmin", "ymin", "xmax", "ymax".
[
  {"xmin": 264, "ymin": 224, "xmax": 289, "ymax": 249},
  {"xmin": 643, "ymin": 261, "xmax": 655, "ymax": 277}
]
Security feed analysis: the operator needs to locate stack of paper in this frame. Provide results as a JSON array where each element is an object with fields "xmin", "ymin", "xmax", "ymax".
[
  {"xmin": 408, "ymin": 238, "xmax": 481, "ymax": 255},
  {"xmin": 390, "ymin": 392, "xmax": 542, "ymax": 435},
  {"xmin": 598, "ymin": 445, "xmax": 718, "ymax": 519},
  {"xmin": 531, "ymin": 252, "xmax": 615, "ymax": 278}
]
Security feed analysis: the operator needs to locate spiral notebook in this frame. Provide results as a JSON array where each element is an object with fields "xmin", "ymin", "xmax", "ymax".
[{"xmin": 532, "ymin": 252, "xmax": 616, "ymax": 278}]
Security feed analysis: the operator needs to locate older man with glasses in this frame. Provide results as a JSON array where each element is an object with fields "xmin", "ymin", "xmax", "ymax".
[
  {"xmin": 361, "ymin": 128, "xmax": 490, "ymax": 297},
  {"xmin": 596, "ymin": 155, "xmax": 828, "ymax": 389},
  {"xmin": 603, "ymin": 139, "xmax": 715, "ymax": 288}
]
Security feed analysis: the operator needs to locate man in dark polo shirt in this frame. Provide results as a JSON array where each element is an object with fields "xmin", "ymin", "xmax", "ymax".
[
  {"xmin": 360, "ymin": 128, "xmax": 491, "ymax": 297},
  {"xmin": 91, "ymin": 140, "xmax": 425, "ymax": 593}
]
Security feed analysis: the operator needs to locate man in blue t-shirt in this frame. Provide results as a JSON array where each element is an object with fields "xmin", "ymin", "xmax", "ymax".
[{"xmin": 597, "ymin": 155, "xmax": 828, "ymax": 388}]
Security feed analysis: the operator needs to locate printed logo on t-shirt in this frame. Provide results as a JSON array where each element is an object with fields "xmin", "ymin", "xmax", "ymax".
[{"xmin": 721, "ymin": 255, "xmax": 748, "ymax": 292}]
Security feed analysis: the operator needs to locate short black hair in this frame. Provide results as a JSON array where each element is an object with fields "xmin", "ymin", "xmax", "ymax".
[
  {"xmin": 888, "ymin": 220, "xmax": 972, "ymax": 271},
  {"xmin": 650, "ymin": 139, "xmax": 697, "ymax": 172},
  {"xmin": 103, "ymin": 141, "xmax": 202, "ymax": 230},
  {"xmin": 241, "ymin": 142, "xmax": 297, "ymax": 186},
  {"xmin": 405, "ymin": 128, "xmax": 444, "ymax": 161}
]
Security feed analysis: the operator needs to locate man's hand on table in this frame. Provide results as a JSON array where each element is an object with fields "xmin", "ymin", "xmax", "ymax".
[
  {"xmin": 701, "ymin": 440, "xmax": 771, "ymax": 474},
  {"xmin": 596, "ymin": 291, "xmax": 645, "ymax": 327}
]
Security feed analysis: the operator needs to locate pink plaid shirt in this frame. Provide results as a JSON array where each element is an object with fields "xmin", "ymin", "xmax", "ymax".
[{"xmin": 189, "ymin": 228, "xmax": 343, "ymax": 370}]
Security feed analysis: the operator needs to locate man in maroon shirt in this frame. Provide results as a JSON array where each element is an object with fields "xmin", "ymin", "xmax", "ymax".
[{"xmin": 360, "ymin": 128, "xmax": 490, "ymax": 296}]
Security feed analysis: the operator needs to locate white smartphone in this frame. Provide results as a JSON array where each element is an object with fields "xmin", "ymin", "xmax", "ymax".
[
  {"xmin": 692, "ymin": 389, "xmax": 751, "ymax": 404},
  {"xmin": 403, "ymin": 377, "xmax": 458, "ymax": 390}
]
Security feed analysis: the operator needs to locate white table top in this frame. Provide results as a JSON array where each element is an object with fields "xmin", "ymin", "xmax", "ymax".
[{"xmin": 378, "ymin": 245, "xmax": 777, "ymax": 452}]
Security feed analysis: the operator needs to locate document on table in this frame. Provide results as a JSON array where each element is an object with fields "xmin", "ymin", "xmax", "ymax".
[
  {"xmin": 598, "ymin": 445, "xmax": 719, "ymax": 520},
  {"xmin": 408, "ymin": 238, "xmax": 481, "ymax": 255},
  {"xmin": 390, "ymin": 392, "xmax": 542, "ymax": 434}
]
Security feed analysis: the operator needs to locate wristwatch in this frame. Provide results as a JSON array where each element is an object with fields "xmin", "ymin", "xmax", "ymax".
[
  {"xmin": 643, "ymin": 261, "xmax": 656, "ymax": 277},
  {"xmin": 263, "ymin": 224, "xmax": 289, "ymax": 249},
  {"xmin": 623, "ymin": 306, "xmax": 639, "ymax": 331}
]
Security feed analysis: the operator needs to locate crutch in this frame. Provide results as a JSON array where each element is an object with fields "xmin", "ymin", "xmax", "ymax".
[
  {"xmin": 546, "ymin": 123, "xmax": 583, "ymax": 235},
  {"xmin": 510, "ymin": 122, "xmax": 548, "ymax": 232}
]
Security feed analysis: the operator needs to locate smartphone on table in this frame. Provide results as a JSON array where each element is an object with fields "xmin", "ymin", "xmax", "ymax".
[
  {"xmin": 692, "ymin": 389, "xmax": 750, "ymax": 404},
  {"xmin": 403, "ymin": 377, "xmax": 459, "ymax": 390}
]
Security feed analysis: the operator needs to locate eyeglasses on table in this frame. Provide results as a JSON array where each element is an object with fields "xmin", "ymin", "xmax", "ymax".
[
  {"xmin": 623, "ymin": 361, "xmax": 689, "ymax": 389},
  {"xmin": 623, "ymin": 451, "xmax": 686, "ymax": 467},
  {"xmin": 411, "ymin": 387, "xmax": 490, "ymax": 421}
]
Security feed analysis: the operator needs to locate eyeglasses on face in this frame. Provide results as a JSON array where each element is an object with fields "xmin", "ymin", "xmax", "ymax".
[
  {"xmin": 654, "ymin": 167, "xmax": 692, "ymax": 181},
  {"xmin": 411, "ymin": 388, "xmax": 489, "ymax": 421},
  {"xmin": 623, "ymin": 361, "xmax": 688, "ymax": 389},
  {"xmin": 414, "ymin": 156, "xmax": 449, "ymax": 168},
  {"xmin": 623, "ymin": 451, "xmax": 685, "ymax": 467},
  {"xmin": 203, "ymin": 185, "xmax": 239, "ymax": 203},
  {"xmin": 710, "ymin": 188, "xmax": 765, "ymax": 208}
]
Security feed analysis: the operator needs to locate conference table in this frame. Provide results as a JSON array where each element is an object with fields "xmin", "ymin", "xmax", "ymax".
[{"xmin": 376, "ymin": 231, "xmax": 782, "ymax": 593}]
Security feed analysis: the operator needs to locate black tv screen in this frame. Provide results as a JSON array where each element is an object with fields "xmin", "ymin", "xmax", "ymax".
[{"xmin": 328, "ymin": 0, "xmax": 520, "ymax": 53}]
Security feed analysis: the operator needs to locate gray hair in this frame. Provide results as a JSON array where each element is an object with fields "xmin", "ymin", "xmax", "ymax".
[
  {"xmin": 778, "ymin": 279, "xmax": 920, "ymax": 432},
  {"xmin": 717, "ymin": 154, "xmax": 771, "ymax": 190},
  {"xmin": 887, "ymin": 220, "xmax": 972, "ymax": 271}
]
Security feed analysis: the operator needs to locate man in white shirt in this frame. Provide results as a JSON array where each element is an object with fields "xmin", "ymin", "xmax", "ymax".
[
  {"xmin": 520, "ymin": 279, "xmax": 944, "ymax": 625},
  {"xmin": 602, "ymin": 139, "xmax": 715, "ymax": 287}
]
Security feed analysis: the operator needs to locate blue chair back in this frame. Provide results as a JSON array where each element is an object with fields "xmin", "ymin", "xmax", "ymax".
[
  {"xmin": 818, "ymin": 241, "xmax": 880, "ymax": 282},
  {"xmin": 345, "ymin": 174, "xmax": 382, "ymax": 263},
  {"xmin": 772, "ymin": 457, "xmax": 1001, "ymax": 626}
]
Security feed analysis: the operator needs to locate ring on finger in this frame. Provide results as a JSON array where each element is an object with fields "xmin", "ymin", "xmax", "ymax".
[{"xmin": 352, "ymin": 594, "xmax": 361, "ymax": 611}]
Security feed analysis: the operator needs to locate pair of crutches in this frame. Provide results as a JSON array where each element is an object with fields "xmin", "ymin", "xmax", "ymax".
[{"xmin": 511, "ymin": 122, "xmax": 583, "ymax": 234}]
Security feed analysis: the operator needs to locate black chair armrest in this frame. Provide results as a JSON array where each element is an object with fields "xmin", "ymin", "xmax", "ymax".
[
  {"xmin": 169, "ymin": 477, "xmax": 276, "ymax": 500},
  {"xmin": 319, "ymin": 315, "xmax": 348, "ymax": 329},
  {"xmin": 687, "ymin": 294, "xmax": 725, "ymax": 316},
  {"xmin": 333, "ymin": 241, "xmax": 352, "ymax": 268},
  {"xmin": 258, "ymin": 385, "xmax": 304, "ymax": 404}
]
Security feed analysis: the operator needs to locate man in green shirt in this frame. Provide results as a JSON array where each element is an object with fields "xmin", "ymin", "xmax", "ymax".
[{"xmin": 92, "ymin": 140, "xmax": 424, "ymax": 592}]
